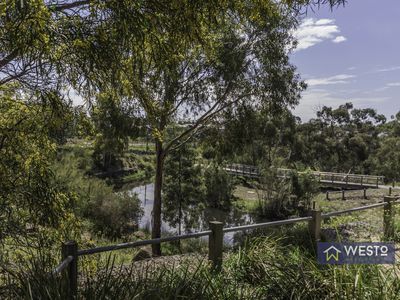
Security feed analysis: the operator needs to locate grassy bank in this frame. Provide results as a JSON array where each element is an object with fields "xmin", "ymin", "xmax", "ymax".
[{"xmin": 3, "ymin": 230, "xmax": 400, "ymax": 300}]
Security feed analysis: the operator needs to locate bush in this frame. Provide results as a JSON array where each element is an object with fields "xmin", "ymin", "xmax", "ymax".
[
  {"xmin": 52, "ymin": 153, "xmax": 143, "ymax": 238},
  {"xmin": 290, "ymin": 170, "xmax": 320, "ymax": 215},
  {"xmin": 204, "ymin": 163, "xmax": 235, "ymax": 209},
  {"xmin": 255, "ymin": 167, "xmax": 319, "ymax": 219},
  {"xmin": 88, "ymin": 191, "xmax": 142, "ymax": 238}
]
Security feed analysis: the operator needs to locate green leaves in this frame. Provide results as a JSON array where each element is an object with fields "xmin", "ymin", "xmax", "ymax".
[{"xmin": 0, "ymin": 85, "xmax": 72, "ymax": 240}]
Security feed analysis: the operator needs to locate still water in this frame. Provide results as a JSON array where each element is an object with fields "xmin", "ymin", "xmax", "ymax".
[{"xmin": 128, "ymin": 183, "xmax": 255, "ymax": 245}]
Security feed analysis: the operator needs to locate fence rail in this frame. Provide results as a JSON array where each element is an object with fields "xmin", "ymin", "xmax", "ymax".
[
  {"xmin": 222, "ymin": 216, "xmax": 312, "ymax": 233},
  {"xmin": 52, "ymin": 256, "xmax": 73, "ymax": 275},
  {"xmin": 77, "ymin": 230, "xmax": 212, "ymax": 256},
  {"xmin": 55, "ymin": 195, "xmax": 399, "ymax": 299},
  {"xmin": 322, "ymin": 202, "xmax": 387, "ymax": 218}
]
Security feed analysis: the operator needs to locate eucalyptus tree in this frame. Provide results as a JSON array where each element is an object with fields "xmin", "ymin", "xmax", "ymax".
[
  {"xmin": 1, "ymin": 0, "xmax": 346, "ymax": 255},
  {"xmin": 0, "ymin": 0, "xmax": 92, "ymax": 91},
  {"xmin": 62, "ymin": 1, "xmax": 309, "ymax": 256},
  {"xmin": 0, "ymin": 0, "xmax": 346, "ymax": 91},
  {"xmin": 297, "ymin": 103, "xmax": 386, "ymax": 173},
  {"xmin": 207, "ymin": 103, "xmax": 300, "ymax": 166}
]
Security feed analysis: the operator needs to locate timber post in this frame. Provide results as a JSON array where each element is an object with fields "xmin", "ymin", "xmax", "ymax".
[
  {"xmin": 209, "ymin": 221, "xmax": 223, "ymax": 271},
  {"xmin": 383, "ymin": 196, "xmax": 396, "ymax": 241},
  {"xmin": 308, "ymin": 202, "xmax": 322, "ymax": 244},
  {"xmin": 62, "ymin": 240, "xmax": 78, "ymax": 299},
  {"xmin": 363, "ymin": 188, "xmax": 367, "ymax": 199}
]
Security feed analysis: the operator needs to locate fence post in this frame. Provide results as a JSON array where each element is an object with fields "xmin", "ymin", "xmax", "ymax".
[
  {"xmin": 209, "ymin": 221, "xmax": 223, "ymax": 271},
  {"xmin": 62, "ymin": 240, "xmax": 78, "ymax": 299},
  {"xmin": 389, "ymin": 187, "xmax": 392, "ymax": 196},
  {"xmin": 341, "ymin": 189, "xmax": 345, "ymax": 201},
  {"xmin": 326, "ymin": 191, "xmax": 329, "ymax": 200},
  {"xmin": 383, "ymin": 196, "xmax": 396, "ymax": 241},
  {"xmin": 308, "ymin": 202, "xmax": 322, "ymax": 244},
  {"xmin": 363, "ymin": 188, "xmax": 367, "ymax": 200}
]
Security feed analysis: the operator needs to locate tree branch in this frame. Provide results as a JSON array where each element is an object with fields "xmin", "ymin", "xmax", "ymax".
[
  {"xmin": 0, "ymin": 50, "xmax": 19, "ymax": 70},
  {"xmin": 164, "ymin": 89, "xmax": 253, "ymax": 154},
  {"xmin": 51, "ymin": 0, "xmax": 90, "ymax": 12}
]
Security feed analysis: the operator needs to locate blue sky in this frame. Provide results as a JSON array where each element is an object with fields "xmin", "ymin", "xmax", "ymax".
[{"xmin": 291, "ymin": 0, "xmax": 400, "ymax": 121}]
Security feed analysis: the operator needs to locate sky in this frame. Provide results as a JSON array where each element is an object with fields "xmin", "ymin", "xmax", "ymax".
[{"xmin": 291, "ymin": 0, "xmax": 400, "ymax": 121}]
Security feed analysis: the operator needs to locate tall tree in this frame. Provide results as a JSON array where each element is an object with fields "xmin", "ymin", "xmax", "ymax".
[
  {"xmin": 1, "ymin": 0, "xmax": 344, "ymax": 255},
  {"xmin": 163, "ymin": 140, "xmax": 205, "ymax": 234},
  {"xmin": 296, "ymin": 103, "xmax": 386, "ymax": 172},
  {"xmin": 64, "ymin": 1, "xmax": 308, "ymax": 255}
]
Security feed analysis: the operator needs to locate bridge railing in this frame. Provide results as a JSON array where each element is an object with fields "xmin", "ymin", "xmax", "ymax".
[
  {"xmin": 225, "ymin": 164, "xmax": 385, "ymax": 187},
  {"xmin": 53, "ymin": 195, "xmax": 399, "ymax": 299}
]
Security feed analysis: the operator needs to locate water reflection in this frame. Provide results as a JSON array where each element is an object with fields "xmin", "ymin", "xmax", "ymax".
[{"xmin": 129, "ymin": 183, "xmax": 256, "ymax": 245}]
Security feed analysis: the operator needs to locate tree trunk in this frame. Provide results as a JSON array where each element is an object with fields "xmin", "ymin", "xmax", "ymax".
[{"xmin": 152, "ymin": 140, "xmax": 164, "ymax": 256}]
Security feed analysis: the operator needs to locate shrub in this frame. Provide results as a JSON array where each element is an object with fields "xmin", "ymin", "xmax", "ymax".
[
  {"xmin": 204, "ymin": 163, "xmax": 235, "ymax": 209},
  {"xmin": 88, "ymin": 191, "xmax": 142, "ymax": 238},
  {"xmin": 255, "ymin": 167, "xmax": 319, "ymax": 219},
  {"xmin": 52, "ymin": 153, "xmax": 142, "ymax": 238}
]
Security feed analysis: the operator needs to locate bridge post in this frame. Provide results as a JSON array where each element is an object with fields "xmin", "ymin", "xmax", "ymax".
[
  {"xmin": 383, "ymin": 196, "xmax": 396, "ymax": 241},
  {"xmin": 209, "ymin": 221, "xmax": 223, "ymax": 271},
  {"xmin": 308, "ymin": 202, "xmax": 321, "ymax": 244}
]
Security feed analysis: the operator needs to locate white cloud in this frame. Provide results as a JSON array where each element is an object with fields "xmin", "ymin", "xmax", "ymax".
[
  {"xmin": 315, "ymin": 19, "xmax": 335, "ymax": 26},
  {"xmin": 294, "ymin": 18, "xmax": 346, "ymax": 51},
  {"xmin": 386, "ymin": 82, "xmax": 400, "ymax": 87},
  {"xmin": 374, "ymin": 82, "xmax": 400, "ymax": 92},
  {"xmin": 332, "ymin": 36, "xmax": 347, "ymax": 43},
  {"xmin": 306, "ymin": 74, "xmax": 355, "ymax": 86},
  {"xmin": 376, "ymin": 66, "xmax": 400, "ymax": 73}
]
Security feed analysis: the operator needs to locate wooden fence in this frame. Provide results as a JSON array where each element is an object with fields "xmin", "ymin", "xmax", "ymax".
[{"xmin": 53, "ymin": 196, "xmax": 399, "ymax": 299}]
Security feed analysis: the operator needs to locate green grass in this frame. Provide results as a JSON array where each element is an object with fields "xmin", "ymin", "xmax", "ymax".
[
  {"xmin": 3, "ymin": 233, "xmax": 400, "ymax": 300},
  {"xmin": 233, "ymin": 198, "xmax": 259, "ymax": 213}
]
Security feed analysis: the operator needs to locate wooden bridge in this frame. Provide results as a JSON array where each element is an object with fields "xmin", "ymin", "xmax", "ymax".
[{"xmin": 225, "ymin": 164, "xmax": 385, "ymax": 189}]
